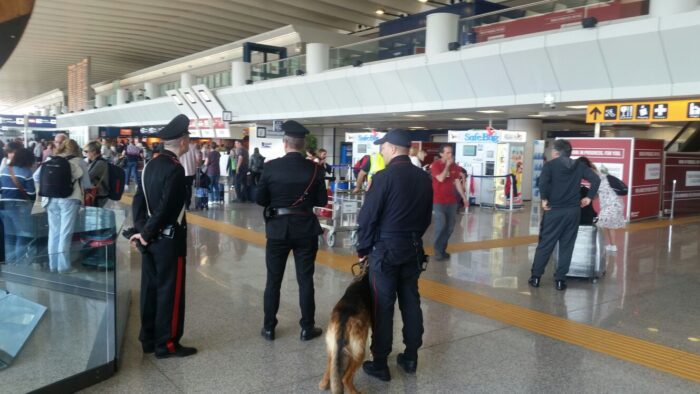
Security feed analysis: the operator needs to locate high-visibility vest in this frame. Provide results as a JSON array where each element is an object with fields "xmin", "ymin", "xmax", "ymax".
[{"xmin": 368, "ymin": 153, "xmax": 385, "ymax": 182}]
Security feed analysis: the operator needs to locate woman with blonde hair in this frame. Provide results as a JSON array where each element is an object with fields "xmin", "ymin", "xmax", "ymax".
[
  {"xmin": 33, "ymin": 138, "xmax": 90, "ymax": 273},
  {"xmin": 409, "ymin": 146, "xmax": 422, "ymax": 168}
]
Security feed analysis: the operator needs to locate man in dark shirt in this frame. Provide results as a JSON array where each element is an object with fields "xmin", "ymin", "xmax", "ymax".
[
  {"xmin": 529, "ymin": 139, "xmax": 600, "ymax": 291},
  {"xmin": 256, "ymin": 120, "xmax": 328, "ymax": 341},
  {"xmin": 131, "ymin": 114, "xmax": 197, "ymax": 358},
  {"xmin": 357, "ymin": 129, "xmax": 433, "ymax": 381}
]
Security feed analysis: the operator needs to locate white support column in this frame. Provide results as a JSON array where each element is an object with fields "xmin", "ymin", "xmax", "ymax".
[
  {"xmin": 116, "ymin": 89, "xmax": 127, "ymax": 105},
  {"xmin": 426, "ymin": 13, "xmax": 459, "ymax": 56},
  {"xmin": 95, "ymin": 94, "xmax": 105, "ymax": 108},
  {"xmin": 50, "ymin": 105, "xmax": 59, "ymax": 116},
  {"xmin": 649, "ymin": 0, "xmax": 698, "ymax": 17},
  {"xmin": 507, "ymin": 118, "xmax": 543, "ymax": 201},
  {"xmin": 306, "ymin": 43, "xmax": 329, "ymax": 75},
  {"xmin": 181, "ymin": 72, "xmax": 193, "ymax": 89},
  {"xmin": 231, "ymin": 61, "xmax": 251, "ymax": 86},
  {"xmin": 144, "ymin": 82, "xmax": 157, "ymax": 99},
  {"xmin": 40, "ymin": 107, "xmax": 49, "ymax": 116}
]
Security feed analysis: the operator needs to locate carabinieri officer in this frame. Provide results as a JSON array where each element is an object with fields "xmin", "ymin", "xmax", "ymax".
[
  {"xmin": 256, "ymin": 120, "xmax": 328, "ymax": 341},
  {"xmin": 131, "ymin": 114, "xmax": 197, "ymax": 359},
  {"xmin": 356, "ymin": 129, "xmax": 433, "ymax": 381}
]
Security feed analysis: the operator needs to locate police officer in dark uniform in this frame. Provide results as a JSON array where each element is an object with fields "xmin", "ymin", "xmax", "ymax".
[
  {"xmin": 357, "ymin": 129, "xmax": 433, "ymax": 381},
  {"xmin": 256, "ymin": 120, "xmax": 328, "ymax": 341},
  {"xmin": 131, "ymin": 114, "xmax": 197, "ymax": 359}
]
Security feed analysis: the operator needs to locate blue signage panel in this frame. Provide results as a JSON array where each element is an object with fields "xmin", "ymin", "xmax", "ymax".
[{"xmin": 0, "ymin": 115, "xmax": 57, "ymax": 128}]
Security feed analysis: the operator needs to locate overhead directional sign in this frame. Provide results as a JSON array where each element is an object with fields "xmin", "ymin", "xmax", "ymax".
[
  {"xmin": 0, "ymin": 115, "xmax": 57, "ymax": 128},
  {"xmin": 587, "ymin": 99, "xmax": 700, "ymax": 123}
]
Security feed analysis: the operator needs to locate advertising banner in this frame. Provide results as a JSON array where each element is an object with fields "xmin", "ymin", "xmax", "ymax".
[
  {"xmin": 569, "ymin": 138, "xmax": 633, "ymax": 220},
  {"xmin": 630, "ymin": 139, "xmax": 664, "ymax": 220},
  {"xmin": 663, "ymin": 153, "xmax": 700, "ymax": 216}
]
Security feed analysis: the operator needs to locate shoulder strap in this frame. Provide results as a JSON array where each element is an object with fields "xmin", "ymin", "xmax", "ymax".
[
  {"xmin": 141, "ymin": 159, "xmax": 185, "ymax": 225},
  {"xmin": 290, "ymin": 163, "xmax": 319, "ymax": 208},
  {"xmin": 8, "ymin": 166, "xmax": 29, "ymax": 198}
]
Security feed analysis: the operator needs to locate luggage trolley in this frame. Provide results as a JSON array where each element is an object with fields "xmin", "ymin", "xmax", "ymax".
[{"xmin": 314, "ymin": 166, "xmax": 364, "ymax": 247}]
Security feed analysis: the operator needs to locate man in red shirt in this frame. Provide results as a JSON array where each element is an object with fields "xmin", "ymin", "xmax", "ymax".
[{"xmin": 430, "ymin": 145, "xmax": 463, "ymax": 261}]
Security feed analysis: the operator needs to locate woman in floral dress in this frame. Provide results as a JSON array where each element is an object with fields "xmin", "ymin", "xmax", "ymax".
[{"xmin": 578, "ymin": 157, "xmax": 625, "ymax": 252}]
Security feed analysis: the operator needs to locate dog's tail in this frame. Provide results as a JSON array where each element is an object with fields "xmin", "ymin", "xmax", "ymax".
[{"xmin": 329, "ymin": 310, "xmax": 351, "ymax": 394}]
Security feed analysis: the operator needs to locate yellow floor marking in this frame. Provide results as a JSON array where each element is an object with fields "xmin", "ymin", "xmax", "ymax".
[{"xmin": 120, "ymin": 195, "xmax": 700, "ymax": 382}]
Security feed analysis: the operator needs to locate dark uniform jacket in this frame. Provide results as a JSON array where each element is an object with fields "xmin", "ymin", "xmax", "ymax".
[
  {"xmin": 256, "ymin": 151, "xmax": 328, "ymax": 240},
  {"xmin": 357, "ymin": 155, "xmax": 433, "ymax": 257},
  {"xmin": 133, "ymin": 150, "xmax": 187, "ymax": 246},
  {"xmin": 539, "ymin": 155, "xmax": 600, "ymax": 209}
]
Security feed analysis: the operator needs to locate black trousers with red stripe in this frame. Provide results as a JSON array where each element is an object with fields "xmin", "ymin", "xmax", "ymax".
[{"xmin": 139, "ymin": 231, "xmax": 187, "ymax": 353}]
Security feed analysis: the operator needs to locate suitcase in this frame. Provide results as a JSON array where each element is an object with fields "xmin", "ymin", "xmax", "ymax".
[
  {"xmin": 218, "ymin": 183, "xmax": 225, "ymax": 203},
  {"xmin": 554, "ymin": 225, "xmax": 606, "ymax": 280}
]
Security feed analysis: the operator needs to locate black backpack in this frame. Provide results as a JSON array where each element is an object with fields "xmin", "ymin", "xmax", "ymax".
[
  {"xmin": 607, "ymin": 174, "xmax": 628, "ymax": 196},
  {"xmin": 103, "ymin": 158, "xmax": 126, "ymax": 200},
  {"xmin": 39, "ymin": 155, "xmax": 76, "ymax": 198}
]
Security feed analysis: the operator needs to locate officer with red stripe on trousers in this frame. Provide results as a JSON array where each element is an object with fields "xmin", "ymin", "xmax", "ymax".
[{"xmin": 130, "ymin": 114, "xmax": 196, "ymax": 358}]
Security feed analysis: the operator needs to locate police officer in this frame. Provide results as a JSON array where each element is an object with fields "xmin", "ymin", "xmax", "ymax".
[
  {"xmin": 357, "ymin": 129, "xmax": 433, "ymax": 381},
  {"xmin": 131, "ymin": 114, "xmax": 196, "ymax": 358},
  {"xmin": 256, "ymin": 120, "xmax": 328, "ymax": 341}
]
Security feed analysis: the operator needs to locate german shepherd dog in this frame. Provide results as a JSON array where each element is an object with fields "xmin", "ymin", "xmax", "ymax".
[{"xmin": 319, "ymin": 260, "xmax": 373, "ymax": 394}]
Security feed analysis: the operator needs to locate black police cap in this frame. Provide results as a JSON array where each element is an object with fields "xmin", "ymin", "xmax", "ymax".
[
  {"xmin": 374, "ymin": 128, "xmax": 412, "ymax": 148},
  {"xmin": 281, "ymin": 120, "xmax": 309, "ymax": 138},
  {"xmin": 157, "ymin": 114, "xmax": 190, "ymax": 141}
]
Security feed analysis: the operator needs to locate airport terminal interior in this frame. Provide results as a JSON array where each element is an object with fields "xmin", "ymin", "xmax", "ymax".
[{"xmin": 1, "ymin": 0, "xmax": 700, "ymax": 392}]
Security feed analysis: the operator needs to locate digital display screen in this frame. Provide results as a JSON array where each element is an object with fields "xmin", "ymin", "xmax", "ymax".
[{"xmin": 462, "ymin": 145, "xmax": 477, "ymax": 156}]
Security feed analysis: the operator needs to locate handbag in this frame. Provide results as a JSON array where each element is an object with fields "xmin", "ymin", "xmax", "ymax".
[{"xmin": 84, "ymin": 187, "xmax": 97, "ymax": 206}]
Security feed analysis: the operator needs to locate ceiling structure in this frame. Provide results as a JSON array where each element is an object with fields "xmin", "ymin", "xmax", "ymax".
[{"xmin": 0, "ymin": 0, "xmax": 440, "ymax": 111}]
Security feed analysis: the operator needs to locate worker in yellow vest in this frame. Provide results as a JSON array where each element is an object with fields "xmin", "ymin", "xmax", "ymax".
[{"xmin": 352, "ymin": 152, "xmax": 385, "ymax": 192}]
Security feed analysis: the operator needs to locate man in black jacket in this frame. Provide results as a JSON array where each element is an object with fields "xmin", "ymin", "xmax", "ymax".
[
  {"xmin": 256, "ymin": 120, "xmax": 328, "ymax": 341},
  {"xmin": 131, "ymin": 114, "xmax": 197, "ymax": 358},
  {"xmin": 357, "ymin": 129, "xmax": 433, "ymax": 381},
  {"xmin": 529, "ymin": 139, "xmax": 600, "ymax": 291}
]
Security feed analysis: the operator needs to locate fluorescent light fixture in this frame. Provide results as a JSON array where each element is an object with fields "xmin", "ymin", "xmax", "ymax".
[
  {"xmin": 170, "ymin": 94, "xmax": 183, "ymax": 106},
  {"xmin": 528, "ymin": 114, "xmax": 546, "ymax": 117},
  {"xmin": 477, "ymin": 110, "xmax": 503, "ymax": 114},
  {"xmin": 197, "ymin": 90, "xmax": 211, "ymax": 102},
  {"xmin": 418, "ymin": 0, "xmax": 428, "ymax": 2},
  {"xmin": 184, "ymin": 92, "xmax": 197, "ymax": 104},
  {"xmin": 404, "ymin": 114, "xmax": 425, "ymax": 117},
  {"xmin": 409, "ymin": 126, "xmax": 425, "ymax": 129},
  {"xmin": 566, "ymin": 105, "xmax": 588, "ymax": 109},
  {"xmin": 647, "ymin": 328, "xmax": 659, "ymax": 332},
  {"xmin": 689, "ymin": 337, "xmax": 700, "ymax": 342},
  {"xmin": 375, "ymin": 8, "xmax": 385, "ymax": 15},
  {"xmin": 453, "ymin": 117, "xmax": 473, "ymax": 121}
]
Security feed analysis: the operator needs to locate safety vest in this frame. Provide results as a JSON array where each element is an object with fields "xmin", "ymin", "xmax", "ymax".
[{"xmin": 368, "ymin": 153, "xmax": 385, "ymax": 182}]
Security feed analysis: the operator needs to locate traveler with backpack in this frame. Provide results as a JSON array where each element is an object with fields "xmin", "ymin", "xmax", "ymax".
[
  {"xmin": 84, "ymin": 141, "xmax": 110, "ymax": 207},
  {"xmin": 33, "ymin": 139, "xmax": 88, "ymax": 274},
  {"xmin": 123, "ymin": 139, "xmax": 143, "ymax": 190},
  {"xmin": 249, "ymin": 147, "xmax": 265, "ymax": 185}
]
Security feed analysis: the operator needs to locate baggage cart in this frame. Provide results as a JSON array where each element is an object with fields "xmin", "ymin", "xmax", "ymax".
[
  {"xmin": 554, "ymin": 225, "xmax": 606, "ymax": 282},
  {"xmin": 314, "ymin": 186, "xmax": 364, "ymax": 248}
]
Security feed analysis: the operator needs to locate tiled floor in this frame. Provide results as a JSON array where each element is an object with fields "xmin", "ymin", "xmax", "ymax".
[{"xmin": 76, "ymin": 200, "xmax": 700, "ymax": 393}]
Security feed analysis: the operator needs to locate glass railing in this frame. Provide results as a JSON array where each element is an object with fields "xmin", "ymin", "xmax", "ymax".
[
  {"xmin": 458, "ymin": 0, "xmax": 645, "ymax": 46},
  {"xmin": 251, "ymin": 55, "xmax": 307, "ymax": 82},
  {"xmin": 0, "ymin": 200, "xmax": 131, "ymax": 392},
  {"xmin": 329, "ymin": 27, "xmax": 427, "ymax": 70}
]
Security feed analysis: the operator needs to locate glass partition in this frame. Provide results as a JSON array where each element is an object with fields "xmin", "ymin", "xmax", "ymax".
[
  {"xmin": 0, "ymin": 200, "xmax": 130, "ymax": 392},
  {"xmin": 251, "ymin": 55, "xmax": 307, "ymax": 82},
  {"xmin": 329, "ymin": 27, "xmax": 427, "ymax": 70}
]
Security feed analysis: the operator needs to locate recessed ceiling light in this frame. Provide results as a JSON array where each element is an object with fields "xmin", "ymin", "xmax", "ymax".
[
  {"xmin": 647, "ymin": 328, "xmax": 659, "ymax": 332},
  {"xmin": 477, "ymin": 110, "xmax": 503, "ymax": 114},
  {"xmin": 409, "ymin": 126, "xmax": 425, "ymax": 129},
  {"xmin": 453, "ymin": 117, "xmax": 473, "ymax": 121},
  {"xmin": 528, "ymin": 114, "xmax": 546, "ymax": 117},
  {"xmin": 404, "ymin": 114, "xmax": 425, "ymax": 117},
  {"xmin": 375, "ymin": 8, "xmax": 385, "ymax": 15},
  {"xmin": 689, "ymin": 337, "xmax": 700, "ymax": 342},
  {"xmin": 566, "ymin": 105, "xmax": 588, "ymax": 109}
]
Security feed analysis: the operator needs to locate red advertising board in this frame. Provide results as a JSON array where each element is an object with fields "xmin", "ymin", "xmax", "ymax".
[
  {"xmin": 569, "ymin": 138, "xmax": 632, "ymax": 220},
  {"xmin": 473, "ymin": 0, "xmax": 646, "ymax": 43},
  {"xmin": 663, "ymin": 153, "xmax": 700, "ymax": 216},
  {"xmin": 630, "ymin": 139, "xmax": 664, "ymax": 220}
]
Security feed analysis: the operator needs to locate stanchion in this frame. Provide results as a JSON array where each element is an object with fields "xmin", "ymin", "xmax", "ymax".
[{"xmin": 670, "ymin": 179, "xmax": 677, "ymax": 220}]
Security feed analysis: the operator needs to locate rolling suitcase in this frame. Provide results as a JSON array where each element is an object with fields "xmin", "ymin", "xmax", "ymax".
[{"xmin": 555, "ymin": 225, "xmax": 606, "ymax": 281}]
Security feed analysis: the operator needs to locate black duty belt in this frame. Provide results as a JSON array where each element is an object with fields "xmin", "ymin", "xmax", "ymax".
[{"xmin": 379, "ymin": 231, "xmax": 419, "ymax": 240}]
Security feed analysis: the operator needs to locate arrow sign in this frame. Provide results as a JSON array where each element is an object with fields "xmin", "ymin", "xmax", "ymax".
[{"xmin": 589, "ymin": 107, "xmax": 602, "ymax": 121}]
